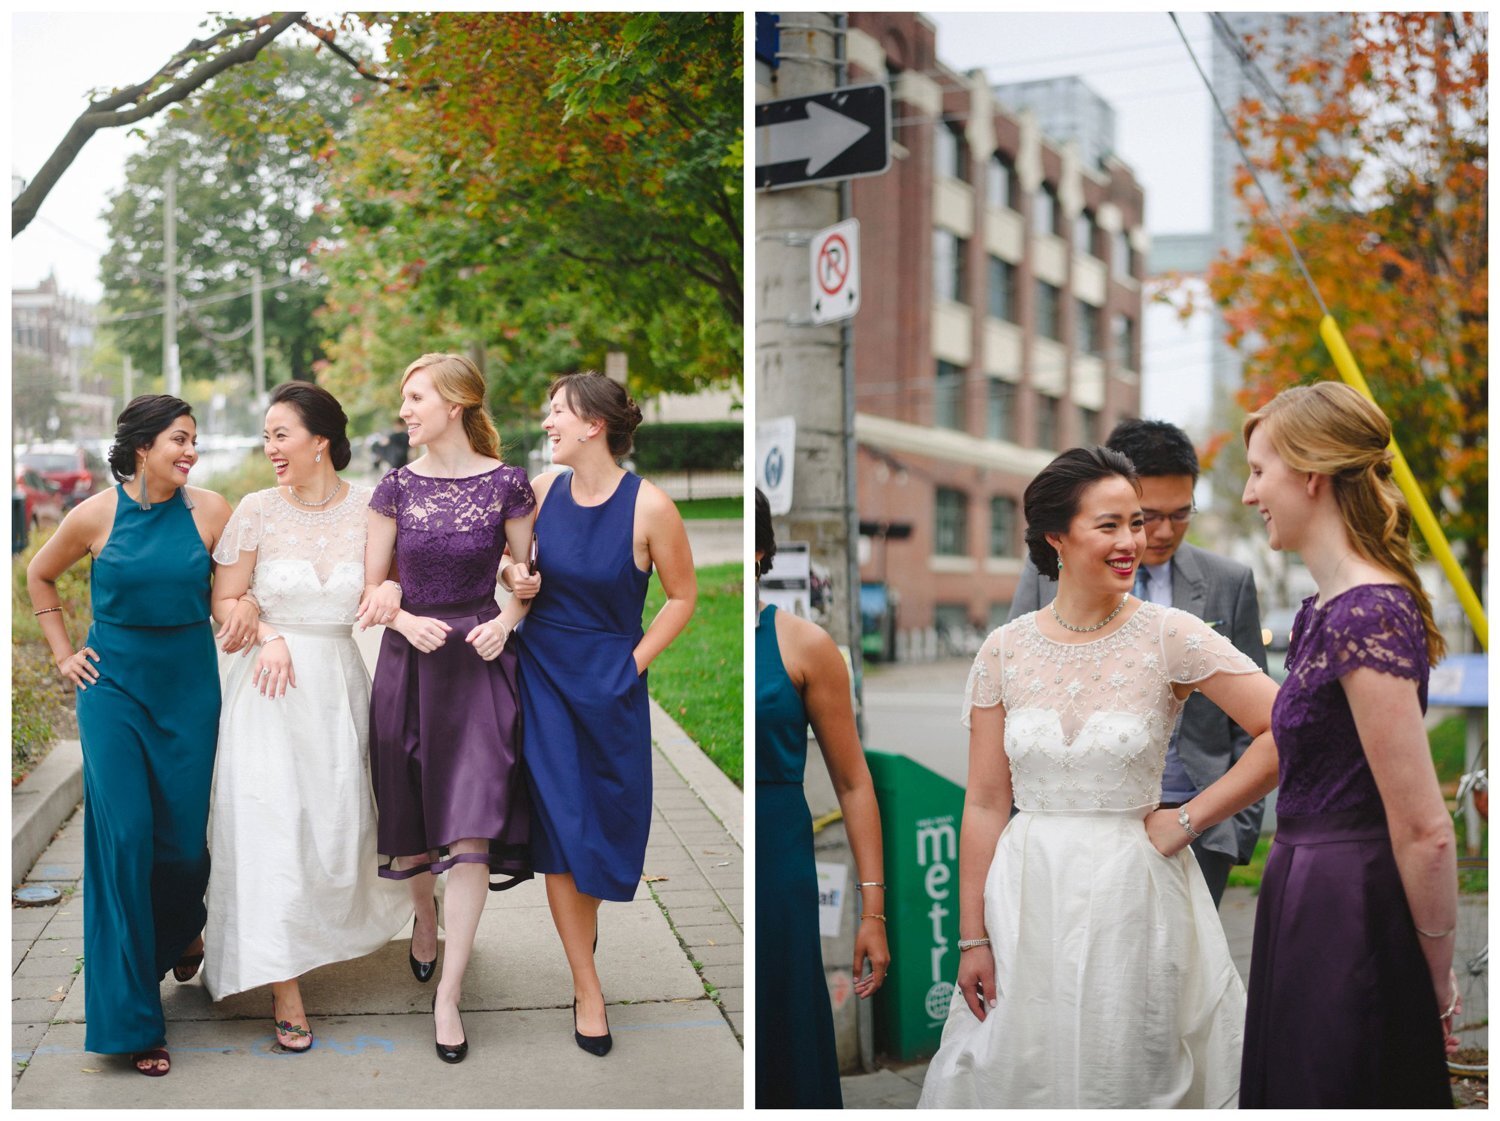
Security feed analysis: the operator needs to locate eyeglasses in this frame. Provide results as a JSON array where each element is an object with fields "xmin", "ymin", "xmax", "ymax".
[{"xmin": 1141, "ymin": 508, "xmax": 1194, "ymax": 527}]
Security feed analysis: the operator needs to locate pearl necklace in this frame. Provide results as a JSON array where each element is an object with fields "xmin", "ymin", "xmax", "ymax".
[
  {"xmin": 1050, "ymin": 593, "xmax": 1130, "ymax": 633},
  {"xmin": 287, "ymin": 479, "xmax": 342, "ymax": 508}
]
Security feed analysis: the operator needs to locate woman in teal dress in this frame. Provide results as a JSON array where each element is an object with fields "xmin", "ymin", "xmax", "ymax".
[
  {"xmin": 27, "ymin": 395, "xmax": 241, "ymax": 1077},
  {"xmin": 754, "ymin": 488, "xmax": 890, "ymax": 1107}
]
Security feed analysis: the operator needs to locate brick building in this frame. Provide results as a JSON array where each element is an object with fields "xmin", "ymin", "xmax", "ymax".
[{"xmin": 845, "ymin": 13, "xmax": 1145, "ymax": 657}]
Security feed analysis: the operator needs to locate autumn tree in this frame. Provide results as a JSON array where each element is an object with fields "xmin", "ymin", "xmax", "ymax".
[
  {"xmin": 314, "ymin": 12, "xmax": 743, "ymax": 428},
  {"xmin": 99, "ymin": 47, "xmax": 366, "ymax": 385},
  {"xmin": 1208, "ymin": 12, "xmax": 1487, "ymax": 595}
]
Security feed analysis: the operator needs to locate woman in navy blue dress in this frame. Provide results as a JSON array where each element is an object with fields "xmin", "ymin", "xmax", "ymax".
[{"xmin": 508, "ymin": 372, "xmax": 696, "ymax": 1056}]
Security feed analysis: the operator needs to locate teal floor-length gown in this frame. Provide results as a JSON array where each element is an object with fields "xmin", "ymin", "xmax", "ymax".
[
  {"xmin": 77, "ymin": 486, "xmax": 220, "ymax": 1054},
  {"xmin": 755, "ymin": 603, "xmax": 842, "ymax": 1107}
]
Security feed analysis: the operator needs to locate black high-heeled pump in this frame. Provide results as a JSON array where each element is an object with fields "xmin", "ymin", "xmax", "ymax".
[
  {"xmin": 433, "ymin": 994, "xmax": 468, "ymax": 1064},
  {"xmin": 573, "ymin": 997, "xmax": 612, "ymax": 1057},
  {"xmin": 409, "ymin": 899, "xmax": 439, "ymax": 983}
]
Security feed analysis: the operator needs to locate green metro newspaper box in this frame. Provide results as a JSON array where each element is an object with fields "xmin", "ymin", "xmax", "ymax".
[{"xmin": 866, "ymin": 750, "xmax": 966, "ymax": 1061}]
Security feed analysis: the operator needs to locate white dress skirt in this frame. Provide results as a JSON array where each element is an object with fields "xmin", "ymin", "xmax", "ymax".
[
  {"xmin": 203, "ymin": 486, "xmax": 412, "ymax": 999},
  {"xmin": 917, "ymin": 605, "xmax": 1258, "ymax": 1109}
]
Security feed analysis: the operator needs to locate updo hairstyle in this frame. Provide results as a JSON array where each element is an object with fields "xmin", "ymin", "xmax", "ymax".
[
  {"xmin": 1023, "ymin": 445, "xmax": 1140, "ymax": 581},
  {"xmin": 549, "ymin": 371, "xmax": 644, "ymax": 459},
  {"xmin": 107, "ymin": 395, "xmax": 194, "ymax": 481},
  {"xmin": 755, "ymin": 488, "xmax": 777, "ymax": 579},
  {"xmin": 401, "ymin": 353, "xmax": 503, "ymax": 460},
  {"xmin": 270, "ymin": 381, "xmax": 352, "ymax": 470},
  {"xmin": 1243, "ymin": 381, "xmax": 1444, "ymax": 663}
]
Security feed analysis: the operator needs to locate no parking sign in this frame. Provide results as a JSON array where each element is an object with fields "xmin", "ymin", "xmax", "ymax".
[{"xmin": 810, "ymin": 218, "xmax": 860, "ymax": 325}]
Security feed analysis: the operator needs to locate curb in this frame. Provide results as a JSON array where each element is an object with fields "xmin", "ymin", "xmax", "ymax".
[
  {"xmin": 11, "ymin": 739, "xmax": 83, "ymax": 888},
  {"xmin": 649, "ymin": 698, "xmax": 744, "ymax": 847}
]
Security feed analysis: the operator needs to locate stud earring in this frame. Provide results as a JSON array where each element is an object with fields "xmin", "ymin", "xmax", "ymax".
[
  {"xmin": 576, "ymin": 435, "xmax": 588, "ymax": 443},
  {"xmin": 315, "ymin": 450, "xmax": 323, "ymax": 463}
]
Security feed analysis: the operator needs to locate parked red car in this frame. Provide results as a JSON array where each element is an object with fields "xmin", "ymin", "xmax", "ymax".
[
  {"xmin": 17, "ymin": 443, "xmax": 106, "ymax": 510},
  {"xmin": 15, "ymin": 467, "xmax": 65, "ymax": 529}
]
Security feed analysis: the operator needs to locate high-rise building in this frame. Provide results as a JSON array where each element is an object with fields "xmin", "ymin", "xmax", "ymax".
[{"xmin": 846, "ymin": 13, "xmax": 1145, "ymax": 657}]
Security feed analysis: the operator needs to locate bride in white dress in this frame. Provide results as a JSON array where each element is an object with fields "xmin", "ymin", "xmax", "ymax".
[
  {"xmin": 918, "ymin": 447, "xmax": 1279, "ymax": 1109},
  {"xmin": 204, "ymin": 383, "xmax": 411, "ymax": 1050}
]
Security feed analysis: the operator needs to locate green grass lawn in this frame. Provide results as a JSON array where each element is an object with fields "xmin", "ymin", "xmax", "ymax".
[
  {"xmin": 644, "ymin": 561, "xmax": 743, "ymax": 786},
  {"xmin": 675, "ymin": 496, "xmax": 743, "ymax": 520}
]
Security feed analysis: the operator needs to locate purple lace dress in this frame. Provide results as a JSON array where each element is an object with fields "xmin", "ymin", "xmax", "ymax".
[
  {"xmin": 1241, "ymin": 584, "xmax": 1451, "ymax": 1107},
  {"xmin": 367, "ymin": 465, "xmax": 536, "ymax": 887}
]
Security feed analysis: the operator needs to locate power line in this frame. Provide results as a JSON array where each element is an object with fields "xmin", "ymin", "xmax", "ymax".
[{"xmin": 99, "ymin": 272, "xmax": 309, "ymax": 324}]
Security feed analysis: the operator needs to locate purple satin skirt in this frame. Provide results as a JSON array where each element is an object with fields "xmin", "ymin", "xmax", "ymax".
[
  {"xmin": 1240, "ymin": 809, "xmax": 1451, "ymax": 1107},
  {"xmin": 369, "ymin": 594, "xmax": 531, "ymax": 890}
]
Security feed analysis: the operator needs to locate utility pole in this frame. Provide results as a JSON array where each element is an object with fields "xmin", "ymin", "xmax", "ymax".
[
  {"xmin": 162, "ymin": 168, "xmax": 180, "ymax": 396},
  {"xmin": 123, "ymin": 354, "xmax": 134, "ymax": 406},
  {"xmin": 251, "ymin": 268, "xmax": 266, "ymax": 405}
]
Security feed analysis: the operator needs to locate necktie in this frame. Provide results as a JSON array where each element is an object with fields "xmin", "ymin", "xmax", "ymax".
[{"xmin": 1134, "ymin": 566, "xmax": 1150, "ymax": 601}]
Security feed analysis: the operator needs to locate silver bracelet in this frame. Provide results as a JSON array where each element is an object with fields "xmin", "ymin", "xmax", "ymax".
[
  {"xmin": 261, "ymin": 634, "xmax": 286, "ymax": 647},
  {"xmin": 856, "ymin": 881, "xmax": 886, "ymax": 889},
  {"xmin": 1441, "ymin": 985, "xmax": 1459, "ymax": 1019},
  {"xmin": 1415, "ymin": 924, "xmax": 1455, "ymax": 939},
  {"xmin": 957, "ymin": 937, "xmax": 990, "ymax": 951}
]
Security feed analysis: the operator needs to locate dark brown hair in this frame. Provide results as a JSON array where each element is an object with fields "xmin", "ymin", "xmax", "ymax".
[
  {"xmin": 107, "ymin": 395, "xmax": 194, "ymax": 481},
  {"xmin": 549, "ymin": 371, "xmax": 643, "ymax": 458},
  {"xmin": 755, "ymin": 488, "xmax": 776, "ymax": 578},
  {"xmin": 1023, "ymin": 446, "xmax": 1140, "ymax": 580},
  {"xmin": 270, "ymin": 381, "xmax": 352, "ymax": 470}
]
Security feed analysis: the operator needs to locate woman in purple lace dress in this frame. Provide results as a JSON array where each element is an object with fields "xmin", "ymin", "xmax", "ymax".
[
  {"xmin": 357, "ymin": 353, "xmax": 536, "ymax": 1065},
  {"xmin": 1150, "ymin": 382, "xmax": 1458, "ymax": 1106}
]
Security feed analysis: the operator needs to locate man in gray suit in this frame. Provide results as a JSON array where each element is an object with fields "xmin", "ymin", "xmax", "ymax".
[{"xmin": 1007, "ymin": 419, "xmax": 1267, "ymax": 907}]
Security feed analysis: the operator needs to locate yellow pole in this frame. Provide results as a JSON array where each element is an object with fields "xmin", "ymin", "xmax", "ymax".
[{"xmin": 1318, "ymin": 314, "xmax": 1488, "ymax": 651}]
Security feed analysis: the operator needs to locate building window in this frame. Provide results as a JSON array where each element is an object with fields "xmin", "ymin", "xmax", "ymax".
[
  {"xmin": 989, "ymin": 496, "xmax": 1018, "ymax": 557},
  {"xmin": 987, "ymin": 256, "xmax": 1016, "ymax": 322},
  {"xmin": 1113, "ymin": 228, "xmax": 1134, "ymax": 280},
  {"xmin": 1078, "ymin": 405, "xmax": 1100, "ymax": 445},
  {"xmin": 1035, "ymin": 280, "xmax": 1061, "ymax": 341},
  {"xmin": 1075, "ymin": 298, "xmax": 1101, "ymax": 356},
  {"xmin": 1032, "ymin": 182, "xmax": 1059, "ymax": 238},
  {"xmin": 933, "ymin": 230, "xmax": 968, "ymax": 304},
  {"xmin": 1036, "ymin": 394, "xmax": 1060, "ymax": 450},
  {"xmin": 986, "ymin": 153, "xmax": 1015, "ymax": 211},
  {"xmin": 935, "ymin": 360, "xmax": 966, "ymax": 431},
  {"xmin": 934, "ymin": 121, "xmax": 969, "ymax": 182},
  {"xmin": 1075, "ymin": 209, "xmax": 1098, "ymax": 257},
  {"xmin": 986, "ymin": 378, "xmax": 1016, "ymax": 442},
  {"xmin": 935, "ymin": 488, "xmax": 969, "ymax": 556},
  {"xmin": 1113, "ymin": 312, "xmax": 1137, "ymax": 369}
]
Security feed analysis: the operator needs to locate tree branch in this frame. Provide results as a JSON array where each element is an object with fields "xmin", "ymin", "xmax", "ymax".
[
  {"xmin": 294, "ymin": 18, "xmax": 441, "ymax": 91},
  {"xmin": 13, "ymin": 12, "xmax": 304, "ymax": 236}
]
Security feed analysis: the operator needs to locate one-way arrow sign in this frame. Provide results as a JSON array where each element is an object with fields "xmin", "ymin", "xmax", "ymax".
[{"xmin": 755, "ymin": 83, "xmax": 890, "ymax": 191}]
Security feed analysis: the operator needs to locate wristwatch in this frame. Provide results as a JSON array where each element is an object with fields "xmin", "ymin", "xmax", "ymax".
[{"xmin": 1178, "ymin": 805, "xmax": 1203, "ymax": 841}]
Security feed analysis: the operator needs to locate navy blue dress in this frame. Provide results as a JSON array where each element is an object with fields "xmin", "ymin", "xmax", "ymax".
[{"xmin": 517, "ymin": 471, "xmax": 653, "ymax": 902}]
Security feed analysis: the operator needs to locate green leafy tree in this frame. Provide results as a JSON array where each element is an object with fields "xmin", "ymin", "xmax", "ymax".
[
  {"xmin": 315, "ymin": 12, "xmax": 743, "ymax": 426},
  {"xmin": 98, "ymin": 47, "xmax": 366, "ymax": 387}
]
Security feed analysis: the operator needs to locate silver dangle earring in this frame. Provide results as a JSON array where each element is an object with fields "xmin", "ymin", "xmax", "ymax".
[
  {"xmin": 315, "ymin": 450, "xmax": 323, "ymax": 464},
  {"xmin": 1057, "ymin": 556, "xmax": 1064, "ymax": 572}
]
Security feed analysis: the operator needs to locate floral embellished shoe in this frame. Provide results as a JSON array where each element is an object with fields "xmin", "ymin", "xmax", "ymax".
[{"xmin": 272, "ymin": 1000, "xmax": 314, "ymax": 1053}]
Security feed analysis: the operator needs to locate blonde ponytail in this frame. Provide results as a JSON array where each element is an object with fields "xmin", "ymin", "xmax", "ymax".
[{"xmin": 400, "ymin": 353, "xmax": 504, "ymax": 461}]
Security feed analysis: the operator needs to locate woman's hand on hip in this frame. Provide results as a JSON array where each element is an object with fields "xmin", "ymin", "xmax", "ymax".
[
  {"xmin": 465, "ymin": 618, "xmax": 510, "ymax": 661},
  {"xmin": 955, "ymin": 943, "xmax": 997, "ymax": 1022},
  {"xmin": 56, "ymin": 647, "xmax": 101, "ymax": 690},
  {"xmin": 393, "ymin": 611, "xmax": 451, "ymax": 653},
  {"xmin": 853, "ymin": 919, "xmax": 891, "ymax": 1000},
  {"xmin": 1144, "ymin": 808, "xmax": 1191, "ymax": 857},
  {"xmin": 252, "ymin": 639, "xmax": 296, "ymax": 698}
]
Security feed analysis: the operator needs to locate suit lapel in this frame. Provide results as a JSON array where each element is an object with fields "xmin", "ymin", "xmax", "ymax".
[{"xmin": 1171, "ymin": 544, "xmax": 1209, "ymax": 621}]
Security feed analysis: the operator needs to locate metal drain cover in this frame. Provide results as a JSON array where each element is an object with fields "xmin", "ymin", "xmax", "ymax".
[{"xmin": 13, "ymin": 884, "xmax": 62, "ymax": 906}]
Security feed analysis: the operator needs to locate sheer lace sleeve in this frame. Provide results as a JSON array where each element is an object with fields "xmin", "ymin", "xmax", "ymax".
[
  {"xmin": 212, "ymin": 490, "xmax": 266, "ymax": 565},
  {"xmin": 1321, "ymin": 585, "xmax": 1426, "ymax": 684},
  {"xmin": 1159, "ymin": 607, "xmax": 1260, "ymax": 687},
  {"xmin": 498, "ymin": 466, "xmax": 536, "ymax": 520},
  {"xmin": 961, "ymin": 624, "xmax": 1008, "ymax": 728},
  {"xmin": 370, "ymin": 467, "xmax": 400, "ymax": 519}
]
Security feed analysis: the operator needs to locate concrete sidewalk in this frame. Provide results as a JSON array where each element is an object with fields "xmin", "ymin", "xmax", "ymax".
[{"xmin": 12, "ymin": 625, "xmax": 743, "ymax": 1106}]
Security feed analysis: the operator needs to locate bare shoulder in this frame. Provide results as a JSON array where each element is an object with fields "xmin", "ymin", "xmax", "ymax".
[
  {"xmin": 63, "ymin": 487, "xmax": 117, "ymax": 536},
  {"xmin": 187, "ymin": 486, "xmax": 232, "ymax": 519},
  {"xmin": 530, "ymin": 470, "xmax": 564, "ymax": 503},
  {"xmin": 775, "ymin": 609, "xmax": 846, "ymax": 685},
  {"xmin": 636, "ymin": 478, "xmax": 684, "ymax": 528}
]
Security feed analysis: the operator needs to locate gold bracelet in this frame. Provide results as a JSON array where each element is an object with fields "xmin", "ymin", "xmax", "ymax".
[
  {"xmin": 33, "ymin": 606, "xmax": 63, "ymax": 617},
  {"xmin": 860, "ymin": 913, "xmax": 886, "ymax": 922}
]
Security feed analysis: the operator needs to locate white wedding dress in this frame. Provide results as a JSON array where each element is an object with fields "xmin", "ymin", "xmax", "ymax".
[
  {"xmin": 203, "ymin": 485, "xmax": 412, "ymax": 999},
  {"xmin": 918, "ymin": 603, "xmax": 1258, "ymax": 1109}
]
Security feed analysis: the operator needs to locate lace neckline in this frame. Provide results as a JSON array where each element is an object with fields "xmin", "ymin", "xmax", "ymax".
[
  {"xmin": 1306, "ymin": 581, "xmax": 1404, "ymax": 613},
  {"xmin": 1025, "ymin": 600, "xmax": 1151, "ymax": 648},
  {"xmin": 403, "ymin": 461, "xmax": 507, "ymax": 482}
]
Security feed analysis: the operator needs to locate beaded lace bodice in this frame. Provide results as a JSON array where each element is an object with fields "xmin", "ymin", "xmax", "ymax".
[
  {"xmin": 213, "ymin": 485, "xmax": 370, "ymax": 625},
  {"xmin": 962, "ymin": 603, "xmax": 1259, "ymax": 813}
]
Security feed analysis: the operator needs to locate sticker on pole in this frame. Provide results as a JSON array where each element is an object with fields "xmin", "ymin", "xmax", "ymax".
[{"xmin": 810, "ymin": 219, "xmax": 860, "ymax": 325}]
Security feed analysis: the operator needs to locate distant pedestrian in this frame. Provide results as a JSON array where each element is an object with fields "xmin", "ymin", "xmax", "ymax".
[
  {"xmin": 203, "ymin": 382, "xmax": 412, "ymax": 1051},
  {"xmin": 920, "ymin": 446, "xmax": 1280, "ymax": 1108},
  {"xmin": 754, "ymin": 488, "xmax": 889, "ymax": 1108},
  {"xmin": 505, "ymin": 371, "xmax": 696, "ymax": 1057},
  {"xmin": 25, "ymin": 395, "xmax": 234, "ymax": 1076},
  {"xmin": 1008, "ymin": 418, "xmax": 1268, "ymax": 906},
  {"xmin": 1231, "ymin": 382, "xmax": 1457, "ymax": 1106},
  {"xmin": 357, "ymin": 353, "xmax": 538, "ymax": 1064}
]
